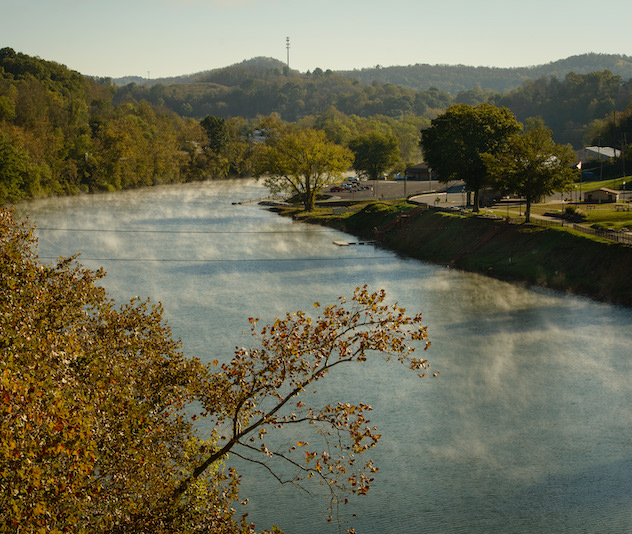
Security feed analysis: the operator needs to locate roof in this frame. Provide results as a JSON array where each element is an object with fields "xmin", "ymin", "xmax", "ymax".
[
  {"xmin": 582, "ymin": 146, "xmax": 621, "ymax": 158},
  {"xmin": 585, "ymin": 187, "xmax": 619, "ymax": 194},
  {"xmin": 406, "ymin": 163, "xmax": 430, "ymax": 171}
]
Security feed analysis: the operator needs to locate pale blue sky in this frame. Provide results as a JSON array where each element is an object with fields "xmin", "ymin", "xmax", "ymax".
[{"xmin": 3, "ymin": 0, "xmax": 630, "ymax": 78}]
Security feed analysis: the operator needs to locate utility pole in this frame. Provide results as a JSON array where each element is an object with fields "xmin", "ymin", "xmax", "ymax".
[{"xmin": 623, "ymin": 133, "xmax": 628, "ymax": 191}]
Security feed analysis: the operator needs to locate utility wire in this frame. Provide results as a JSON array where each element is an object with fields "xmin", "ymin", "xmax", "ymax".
[
  {"xmin": 36, "ymin": 255, "xmax": 389, "ymax": 263},
  {"xmin": 33, "ymin": 227, "xmax": 338, "ymax": 235}
]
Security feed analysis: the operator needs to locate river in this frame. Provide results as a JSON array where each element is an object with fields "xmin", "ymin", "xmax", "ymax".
[{"xmin": 15, "ymin": 180, "xmax": 632, "ymax": 533}]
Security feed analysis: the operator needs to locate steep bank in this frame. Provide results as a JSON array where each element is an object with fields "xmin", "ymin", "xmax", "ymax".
[{"xmin": 291, "ymin": 203, "xmax": 632, "ymax": 307}]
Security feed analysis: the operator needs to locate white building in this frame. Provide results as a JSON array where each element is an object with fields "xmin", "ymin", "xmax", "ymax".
[{"xmin": 576, "ymin": 146, "xmax": 621, "ymax": 162}]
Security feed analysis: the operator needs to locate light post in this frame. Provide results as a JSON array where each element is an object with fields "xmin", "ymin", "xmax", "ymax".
[{"xmin": 577, "ymin": 160, "xmax": 582, "ymax": 203}]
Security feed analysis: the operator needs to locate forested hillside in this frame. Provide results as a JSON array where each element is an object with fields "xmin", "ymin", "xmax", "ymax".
[
  {"xmin": 2, "ymin": 47, "xmax": 632, "ymax": 205},
  {"xmin": 490, "ymin": 70, "xmax": 632, "ymax": 147},
  {"xmin": 114, "ymin": 56, "xmax": 632, "ymax": 149},
  {"xmin": 0, "ymin": 49, "xmax": 431, "ymax": 204},
  {"xmin": 0, "ymin": 47, "xmax": 262, "ymax": 203},
  {"xmin": 113, "ymin": 59, "xmax": 453, "ymax": 122},
  {"xmin": 339, "ymin": 53, "xmax": 632, "ymax": 94}
]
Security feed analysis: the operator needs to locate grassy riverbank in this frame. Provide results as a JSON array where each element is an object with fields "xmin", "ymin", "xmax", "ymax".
[{"xmin": 281, "ymin": 202, "xmax": 632, "ymax": 307}]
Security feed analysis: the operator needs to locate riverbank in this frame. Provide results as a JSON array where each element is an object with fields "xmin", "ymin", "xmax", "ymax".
[{"xmin": 278, "ymin": 201, "xmax": 632, "ymax": 307}]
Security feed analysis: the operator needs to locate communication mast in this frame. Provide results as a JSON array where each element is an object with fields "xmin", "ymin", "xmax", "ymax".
[{"xmin": 286, "ymin": 37, "xmax": 290, "ymax": 73}]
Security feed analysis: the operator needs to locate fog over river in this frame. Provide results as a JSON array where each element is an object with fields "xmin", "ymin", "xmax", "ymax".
[{"xmin": 16, "ymin": 180, "xmax": 632, "ymax": 533}]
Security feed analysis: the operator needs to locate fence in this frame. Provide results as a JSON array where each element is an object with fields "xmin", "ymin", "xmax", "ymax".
[
  {"xmin": 503, "ymin": 215, "xmax": 632, "ymax": 245},
  {"xmin": 412, "ymin": 201, "xmax": 632, "ymax": 245}
]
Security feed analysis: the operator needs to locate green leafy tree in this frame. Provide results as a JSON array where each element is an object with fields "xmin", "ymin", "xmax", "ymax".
[
  {"xmin": 200, "ymin": 115, "xmax": 230, "ymax": 153},
  {"xmin": 419, "ymin": 103, "xmax": 522, "ymax": 211},
  {"xmin": 482, "ymin": 124, "xmax": 578, "ymax": 222},
  {"xmin": 348, "ymin": 131, "xmax": 400, "ymax": 180},
  {"xmin": 0, "ymin": 131, "xmax": 28, "ymax": 203},
  {"xmin": 260, "ymin": 128, "xmax": 353, "ymax": 211},
  {"xmin": 1, "ymin": 208, "xmax": 431, "ymax": 532},
  {"xmin": 0, "ymin": 209, "xmax": 244, "ymax": 532}
]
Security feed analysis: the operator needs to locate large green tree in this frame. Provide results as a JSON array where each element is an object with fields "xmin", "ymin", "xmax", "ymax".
[
  {"xmin": 200, "ymin": 115, "xmax": 230, "ymax": 153},
  {"xmin": 419, "ymin": 103, "xmax": 522, "ymax": 211},
  {"xmin": 348, "ymin": 131, "xmax": 400, "ymax": 180},
  {"xmin": 482, "ymin": 124, "xmax": 578, "ymax": 222},
  {"xmin": 260, "ymin": 128, "xmax": 353, "ymax": 211},
  {"xmin": 0, "ymin": 131, "xmax": 29, "ymax": 202},
  {"xmin": 1, "ymin": 208, "xmax": 431, "ymax": 532}
]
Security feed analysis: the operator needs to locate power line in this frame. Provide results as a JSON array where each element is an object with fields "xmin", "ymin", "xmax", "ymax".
[
  {"xmin": 36, "ymin": 255, "xmax": 389, "ymax": 264},
  {"xmin": 33, "ymin": 227, "xmax": 337, "ymax": 235}
]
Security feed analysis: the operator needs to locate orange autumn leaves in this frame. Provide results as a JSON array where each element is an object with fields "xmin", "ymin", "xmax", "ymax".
[{"xmin": 2, "ymin": 208, "xmax": 432, "ymax": 532}]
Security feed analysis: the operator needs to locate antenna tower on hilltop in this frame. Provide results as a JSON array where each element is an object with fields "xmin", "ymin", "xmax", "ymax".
[{"xmin": 286, "ymin": 37, "xmax": 290, "ymax": 72}]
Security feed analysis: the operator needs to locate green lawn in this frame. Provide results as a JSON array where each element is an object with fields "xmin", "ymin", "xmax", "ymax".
[
  {"xmin": 483, "ymin": 176, "xmax": 632, "ymax": 230},
  {"xmin": 574, "ymin": 175, "xmax": 631, "ymax": 193}
]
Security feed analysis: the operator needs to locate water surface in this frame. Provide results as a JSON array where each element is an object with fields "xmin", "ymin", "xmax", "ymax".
[{"xmin": 17, "ymin": 180, "xmax": 632, "ymax": 533}]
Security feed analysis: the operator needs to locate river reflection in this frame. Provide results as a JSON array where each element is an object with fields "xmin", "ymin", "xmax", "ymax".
[{"xmin": 16, "ymin": 180, "xmax": 632, "ymax": 533}]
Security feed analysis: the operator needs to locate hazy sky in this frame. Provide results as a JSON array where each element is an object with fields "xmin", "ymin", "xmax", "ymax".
[{"xmin": 3, "ymin": 0, "xmax": 630, "ymax": 79}]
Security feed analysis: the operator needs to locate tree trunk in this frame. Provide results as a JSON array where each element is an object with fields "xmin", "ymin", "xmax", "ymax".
[
  {"xmin": 525, "ymin": 197, "xmax": 532, "ymax": 223},
  {"xmin": 472, "ymin": 189, "xmax": 480, "ymax": 212},
  {"xmin": 304, "ymin": 192, "xmax": 315, "ymax": 212}
]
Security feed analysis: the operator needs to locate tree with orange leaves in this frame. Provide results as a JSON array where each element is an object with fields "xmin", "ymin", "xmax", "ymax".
[{"xmin": 1, "ymin": 207, "xmax": 431, "ymax": 532}]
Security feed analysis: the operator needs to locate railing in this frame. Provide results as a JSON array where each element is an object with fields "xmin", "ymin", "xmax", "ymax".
[
  {"xmin": 503, "ymin": 215, "xmax": 632, "ymax": 245},
  {"xmin": 412, "ymin": 201, "xmax": 632, "ymax": 245}
]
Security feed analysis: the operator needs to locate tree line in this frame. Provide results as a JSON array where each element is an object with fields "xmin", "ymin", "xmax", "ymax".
[
  {"xmin": 338, "ymin": 53, "xmax": 632, "ymax": 94},
  {"xmin": 2, "ymin": 47, "xmax": 631, "ymax": 208},
  {"xmin": 0, "ymin": 48, "xmax": 434, "ymax": 204},
  {"xmin": 113, "ymin": 56, "xmax": 632, "ymax": 150}
]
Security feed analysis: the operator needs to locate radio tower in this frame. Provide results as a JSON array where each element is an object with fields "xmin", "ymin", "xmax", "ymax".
[{"xmin": 286, "ymin": 37, "xmax": 290, "ymax": 74}]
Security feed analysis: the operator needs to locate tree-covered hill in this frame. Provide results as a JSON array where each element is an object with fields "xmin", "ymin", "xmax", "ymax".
[
  {"xmin": 338, "ymin": 53, "xmax": 632, "ymax": 94},
  {"xmin": 490, "ymin": 69, "xmax": 632, "ymax": 147},
  {"xmin": 111, "ymin": 54, "xmax": 632, "ymax": 149},
  {"xmin": 2, "ymin": 47, "xmax": 632, "ymax": 206},
  {"xmin": 115, "ymin": 57, "xmax": 289, "ymax": 87},
  {"xmin": 0, "ymin": 47, "xmax": 243, "ymax": 203},
  {"xmin": 113, "ymin": 65, "xmax": 453, "ymax": 122},
  {"xmin": 119, "ymin": 53, "xmax": 632, "ymax": 97}
]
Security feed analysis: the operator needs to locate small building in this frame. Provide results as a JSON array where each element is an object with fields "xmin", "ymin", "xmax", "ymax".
[
  {"xmin": 404, "ymin": 163, "xmax": 434, "ymax": 181},
  {"xmin": 576, "ymin": 146, "xmax": 621, "ymax": 163},
  {"xmin": 584, "ymin": 187, "xmax": 619, "ymax": 203}
]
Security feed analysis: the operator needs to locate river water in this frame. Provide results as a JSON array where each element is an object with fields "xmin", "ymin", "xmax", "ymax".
[{"xmin": 16, "ymin": 180, "xmax": 632, "ymax": 533}]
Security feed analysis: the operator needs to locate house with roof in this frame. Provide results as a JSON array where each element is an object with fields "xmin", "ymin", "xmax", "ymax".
[
  {"xmin": 404, "ymin": 163, "xmax": 434, "ymax": 181},
  {"xmin": 584, "ymin": 187, "xmax": 619, "ymax": 203},
  {"xmin": 576, "ymin": 146, "xmax": 621, "ymax": 163}
]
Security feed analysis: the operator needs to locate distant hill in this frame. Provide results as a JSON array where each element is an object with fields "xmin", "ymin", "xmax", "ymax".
[
  {"xmin": 114, "ymin": 57, "xmax": 289, "ymax": 87},
  {"xmin": 338, "ymin": 53, "xmax": 632, "ymax": 94},
  {"xmin": 114, "ymin": 53, "xmax": 632, "ymax": 96},
  {"xmin": 109, "ymin": 53, "xmax": 632, "ymax": 148}
]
